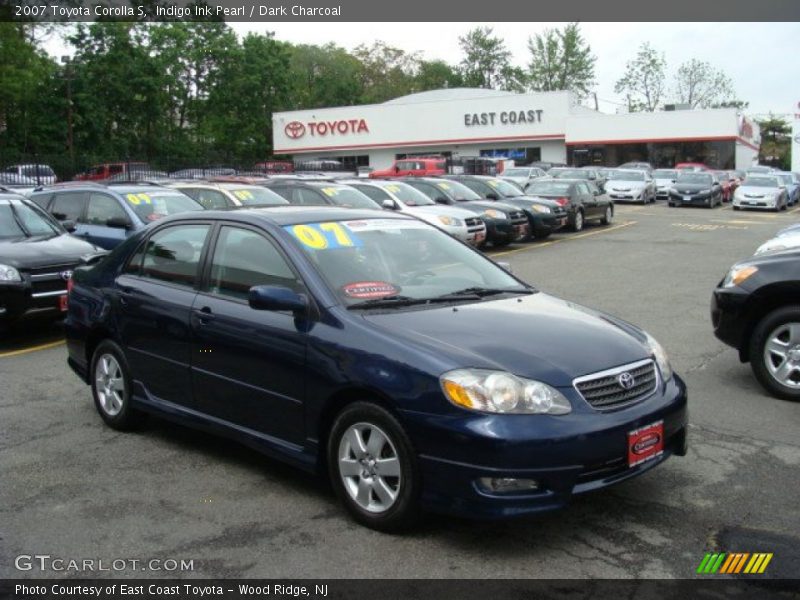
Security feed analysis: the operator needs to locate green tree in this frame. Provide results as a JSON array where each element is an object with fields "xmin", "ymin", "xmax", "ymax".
[
  {"xmin": 203, "ymin": 32, "xmax": 291, "ymax": 162},
  {"xmin": 458, "ymin": 26, "xmax": 520, "ymax": 90},
  {"xmin": 673, "ymin": 59, "xmax": 742, "ymax": 109},
  {"xmin": 413, "ymin": 60, "xmax": 464, "ymax": 92},
  {"xmin": 757, "ymin": 115, "xmax": 791, "ymax": 169},
  {"xmin": 527, "ymin": 22, "xmax": 595, "ymax": 97},
  {"xmin": 614, "ymin": 42, "xmax": 666, "ymax": 112},
  {"xmin": 352, "ymin": 42, "xmax": 419, "ymax": 103},
  {"xmin": 285, "ymin": 43, "xmax": 363, "ymax": 110}
]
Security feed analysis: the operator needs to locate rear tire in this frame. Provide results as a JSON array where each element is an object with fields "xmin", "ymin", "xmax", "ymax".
[
  {"xmin": 572, "ymin": 210, "xmax": 584, "ymax": 232},
  {"xmin": 600, "ymin": 205, "xmax": 613, "ymax": 225},
  {"xmin": 328, "ymin": 402, "xmax": 421, "ymax": 532},
  {"xmin": 90, "ymin": 340, "xmax": 145, "ymax": 430}
]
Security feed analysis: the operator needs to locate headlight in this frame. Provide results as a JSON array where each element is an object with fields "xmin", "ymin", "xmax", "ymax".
[
  {"xmin": 436, "ymin": 215, "xmax": 462, "ymax": 227},
  {"xmin": 529, "ymin": 204, "xmax": 551, "ymax": 214},
  {"xmin": 0, "ymin": 264, "xmax": 22, "ymax": 282},
  {"xmin": 483, "ymin": 209, "xmax": 507, "ymax": 220},
  {"xmin": 723, "ymin": 264, "xmax": 758, "ymax": 285},
  {"xmin": 644, "ymin": 333, "xmax": 672, "ymax": 381},
  {"xmin": 441, "ymin": 369, "xmax": 571, "ymax": 415}
]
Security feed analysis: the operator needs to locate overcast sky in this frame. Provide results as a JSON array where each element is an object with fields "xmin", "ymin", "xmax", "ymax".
[{"xmin": 46, "ymin": 22, "xmax": 800, "ymax": 117}]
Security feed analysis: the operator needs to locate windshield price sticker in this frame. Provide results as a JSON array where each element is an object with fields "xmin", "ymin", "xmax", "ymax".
[
  {"xmin": 321, "ymin": 187, "xmax": 341, "ymax": 197},
  {"xmin": 384, "ymin": 184, "xmax": 401, "ymax": 193},
  {"xmin": 126, "ymin": 193, "xmax": 152, "ymax": 205},
  {"xmin": 285, "ymin": 222, "xmax": 363, "ymax": 250},
  {"xmin": 487, "ymin": 180, "xmax": 499, "ymax": 188},
  {"xmin": 436, "ymin": 182, "xmax": 451, "ymax": 190}
]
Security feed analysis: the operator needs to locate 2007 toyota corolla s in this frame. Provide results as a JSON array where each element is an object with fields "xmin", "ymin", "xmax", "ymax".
[{"xmin": 65, "ymin": 206, "xmax": 688, "ymax": 531}]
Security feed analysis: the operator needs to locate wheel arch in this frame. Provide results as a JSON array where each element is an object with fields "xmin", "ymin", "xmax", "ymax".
[{"xmin": 739, "ymin": 284, "xmax": 800, "ymax": 362}]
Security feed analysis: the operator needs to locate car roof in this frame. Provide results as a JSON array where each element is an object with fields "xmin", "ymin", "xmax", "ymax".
[{"xmin": 158, "ymin": 205, "xmax": 400, "ymax": 227}]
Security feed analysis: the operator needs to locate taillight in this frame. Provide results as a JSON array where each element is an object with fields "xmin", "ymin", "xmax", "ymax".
[{"xmin": 556, "ymin": 197, "xmax": 569, "ymax": 206}]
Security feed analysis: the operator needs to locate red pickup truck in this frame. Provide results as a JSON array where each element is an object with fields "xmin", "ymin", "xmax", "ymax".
[
  {"xmin": 370, "ymin": 158, "xmax": 447, "ymax": 178},
  {"xmin": 74, "ymin": 162, "xmax": 153, "ymax": 181}
]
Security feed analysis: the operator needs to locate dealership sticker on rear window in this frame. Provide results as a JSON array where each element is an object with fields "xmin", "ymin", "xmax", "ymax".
[
  {"xmin": 233, "ymin": 189, "xmax": 254, "ymax": 201},
  {"xmin": 126, "ymin": 193, "xmax": 152, "ymax": 205},
  {"xmin": 342, "ymin": 281, "xmax": 400, "ymax": 299}
]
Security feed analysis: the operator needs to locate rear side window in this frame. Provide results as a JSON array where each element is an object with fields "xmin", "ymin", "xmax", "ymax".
[
  {"xmin": 29, "ymin": 194, "xmax": 52, "ymax": 210},
  {"xmin": 208, "ymin": 226, "xmax": 300, "ymax": 301},
  {"xmin": 182, "ymin": 188, "xmax": 229, "ymax": 210},
  {"xmin": 86, "ymin": 193, "xmax": 128, "ymax": 225},
  {"xmin": 139, "ymin": 225, "xmax": 210, "ymax": 288},
  {"xmin": 353, "ymin": 186, "xmax": 390, "ymax": 202},
  {"xmin": 51, "ymin": 192, "xmax": 87, "ymax": 221}
]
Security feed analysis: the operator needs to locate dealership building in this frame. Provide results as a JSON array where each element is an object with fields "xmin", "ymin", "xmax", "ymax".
[{"xmin": 272, "ymin": 88, "xmax": 760, "ymax": 170}]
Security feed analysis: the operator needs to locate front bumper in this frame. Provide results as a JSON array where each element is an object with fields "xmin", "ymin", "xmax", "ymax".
[
  {"xmin": 402, "ymin": 375, "xmax": 688, "ymax": 519},
  {"xmin": 608, "ymin": 190, "xmax": 644, "ymax": 202},
  {"xmin": 526, "ymin": 212, "xmax": 565, "ymax": 237},
  {"xmin": 710, "ymin": 285, "xmax": 749, "ymax": 356},
  {"xmin": 733, "ymin": 196, "xmax": 778, "ymax": 209},
  {"xmin": 669, "ymin": 191, "xmax": 713, "ymax": 206},
  {"xmin": 486, "ymin": 219, "xmax": 529, "ymax": 244},
  {"xmin": 0, "ymin": 281, "xmax": 68, "ymax": 323}
]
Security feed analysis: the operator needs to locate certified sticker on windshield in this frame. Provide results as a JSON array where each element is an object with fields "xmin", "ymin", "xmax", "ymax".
[
  {"xmin": 342, "ymin": 281, "xmax": 399, "ymax": 299},
  {"xmin": 342, "ymin": 219, "xmax": 429, "ymax": 232}
]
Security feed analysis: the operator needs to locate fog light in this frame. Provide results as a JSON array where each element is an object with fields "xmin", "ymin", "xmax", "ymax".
[{"xmin": 477, "ymin": 477, "xmax": 539, "ymax": 494}]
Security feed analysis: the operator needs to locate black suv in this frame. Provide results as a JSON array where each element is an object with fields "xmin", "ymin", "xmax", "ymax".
[
  {"xmin": 711, "ymin": 248, "xmax": 800, "ymax": 400},
  {"xmin": 444, "ymin": 174, "xmax": 568, "ymax": 240},
  {"xmin": 0, "ymin": 190, "xmax": 104, "ymax": 329}
]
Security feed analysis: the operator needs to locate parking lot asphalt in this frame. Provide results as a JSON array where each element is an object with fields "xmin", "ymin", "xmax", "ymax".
[{"xmin": 2, "ymin": 202, "xmax": 799, "ymax": 580}]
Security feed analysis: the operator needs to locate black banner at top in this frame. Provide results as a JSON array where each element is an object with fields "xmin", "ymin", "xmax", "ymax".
[{"xmin": 4, "ymin": 0, "xmax": 800, "ymax": 22}]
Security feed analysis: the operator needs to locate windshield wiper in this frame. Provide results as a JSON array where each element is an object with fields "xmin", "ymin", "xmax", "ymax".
[
  {"xmin": 346, "ymin": 295, "xmax": 422, "ymax": 310},
  {"xmin": 435, "ymin": 286, "xmax": 535, "ymax": 298},
  {"xmin": 7, "ymin": 203, "xmax": 30, "ymax": 237}
]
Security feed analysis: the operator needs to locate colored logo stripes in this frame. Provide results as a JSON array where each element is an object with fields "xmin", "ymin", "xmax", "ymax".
[{"xmin": 697, "ymin": 552, "xmax": 773, "ymax": 574}]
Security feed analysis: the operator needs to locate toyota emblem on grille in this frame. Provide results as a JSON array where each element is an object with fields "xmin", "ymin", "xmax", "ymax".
[
  {"xmin": 618, "ymin": 372, "xmax": 635, "ymax": 390},
  {"xmin": 285, "ymin": 121, "xmax": 306, "ymax": 139},
  {"xmin": 60, "ymin": 270, "xmax": 73, "ymax": 281}
]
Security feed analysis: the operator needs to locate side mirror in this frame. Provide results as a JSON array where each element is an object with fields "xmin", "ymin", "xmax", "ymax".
[
  {"xmin": 434, "ymin": 196, "xmax": 450, "ymax": 205},
  {"xmin": 249, "ymin": 285, "xmax": 307, "ymax": 314},
  {"xmin": 381, "ymin": 199, "xmax": 398, "ymax": 210},
  {"xmin": 61, "ymin": 219, "xmax": 77, "ymax": 232},
  {"xmin": 593, "ymin": 189, "xmax": 601, "ymax": 196},
  {"xmin": 81, "ymin": 251, "xmax": 109, "ymax": 266},
  {"xmin": 486, "ymin": 193, "xmax": 499, "ymax": 200},
  {"xmin": 106, "ymin": 216, "xmax": 132, "ymax": 230}
]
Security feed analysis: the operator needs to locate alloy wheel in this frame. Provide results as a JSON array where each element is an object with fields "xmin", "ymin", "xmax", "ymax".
[
  {"xmin": 95, "ymin": 353, "xmax": 125, "ymax": 416},
  {"xmin": 763, "ymin": 322, "xmax": 800, "ymax": 389},
  {"xmin": 338, "ymin": 422, "xmax": 402, "ymax": 513}
]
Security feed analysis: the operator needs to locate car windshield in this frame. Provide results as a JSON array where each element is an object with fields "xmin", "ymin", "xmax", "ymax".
[
  {"xmin": 224, "ymin": 186, "xmax": 288, "ymax": 206},
  {"xmin": 0, "ymin": 199, "xmax": 61, "ymax": 239},
  {"xmin": 677, "ymin": 174, "xmax": 713, "ymax": 185},
  {"xmin": 316, "ymin": 186, "xmax": 380, "ymax": 209},
  {"xmin": 777, "ymin": 174, "xmax": 794, "ymax": 185},
  {"xmin": 609, "ymin": 171, "xmax": 645, "ymax": 181},
  {"xmin": 503, "ymin": 168, "xmax": 530, "ymax": 177},
  {"xmin": 653, "ymin": 170, "xmax": 677, "ymax": 179},
  {"xmin": 526, "ymin": 181, "xmax": 572, "ymax": 195},
  {"xmin": 120, "ymin": 189, "xmax": 204, "ymax": 222},
  {"xmin": 714, "ymin": 172, "xmax": 730, "ymax": 181},
  {"xmin": 747, "ymin": 167, "xmax": 772, "ymax": 174},
  {"xmin": 286, "ymin": 218, "xmax": 529, "ymax": 307},
  {"xmin": 379, "ymin": 182, "xmax": 434, "ymax": 206},
  {"xmin": 484, "ymin": 178, "xmax": 523, "ymax": 197},
  {"xmin": 552, "ymin": 169, "xmax": 589, "ymax": 179},
  {"xmin": 744, "ymin": 177, "xmax": 780, "ymax": 188},
  {"xmin": 430, "ymin": 180, "xmax": 482, "ymax": 201}
]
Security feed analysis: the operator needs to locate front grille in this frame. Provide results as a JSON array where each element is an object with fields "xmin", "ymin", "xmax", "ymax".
[
  {"xmin": 574, "ymin": 359, "xmax": 657, "ymax": 410},
  {"xmin": 26, "ymin": 263, "xmax": 77, "ymax": 298},
  {"xmin": 465, "ymin": 217, "xmax": 485, "ymax": 232},
  {"xmin": 509, "ymin": 211, "xmax": 527, "ymax": 225}
]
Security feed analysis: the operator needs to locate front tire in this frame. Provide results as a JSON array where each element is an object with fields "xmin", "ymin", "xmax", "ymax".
[
  {"xmin": 91, "ymin": 340, "xmax": 144, "ymax": 430},
  {"xmin": 328, "ymin": 402, "xmax": 421, "ymax": 532},
  {"xmin": 749, "ymin": 306, "xmax": 800, "ymax": 401}
]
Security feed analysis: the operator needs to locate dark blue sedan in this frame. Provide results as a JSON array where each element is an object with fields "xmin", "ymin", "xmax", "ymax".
[{"xmin": 65, "ymin": 206, "xmax": 688, "ymax": 531}]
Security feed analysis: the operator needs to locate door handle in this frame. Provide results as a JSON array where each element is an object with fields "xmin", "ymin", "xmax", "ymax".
[
  {"xmin": 118, "ymin": 287, "xmax": 134, "ymax": 306},
  {"xmin": 193, "ymin": 306, "xmax": 215, "ymax": 324}
]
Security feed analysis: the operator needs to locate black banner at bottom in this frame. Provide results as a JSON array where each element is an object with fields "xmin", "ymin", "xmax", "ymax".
[{"xmin": 1, "ymin": 579, "xmax": 799, "ymax": 600}]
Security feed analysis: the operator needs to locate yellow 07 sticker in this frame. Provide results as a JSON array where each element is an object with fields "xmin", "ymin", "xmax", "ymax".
[
  {"xmin": 285, "ymin": 222, "xmax": 362, "ymax": 250},
  {"xmin": 126, "ymin": 193, "xmax": 152, "ymax": 205},
  {"xmin": 233, "ymin": 189, "xmax": 254, "ymax": 201}
]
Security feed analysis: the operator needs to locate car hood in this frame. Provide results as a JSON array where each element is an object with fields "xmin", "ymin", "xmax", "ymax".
[
  {"xmin": 607, "ymin": 181, "xmax": 647, "ymax": 190},
  {"xmin": 456, "ymin": 200, "xmax": 520, "ymax": 214},
  {"xmin": 410, "ymin": 205, "xmax": 481, "ymax": 220},
  {"xmin": 738, "ymin": 185, "xmax": 779, "ymax": 196},
  {"xmin": 654, "ymin": 178, "xmax": 675, "ymax": 186},
  {"xmin": 504, "ymin": 196, "xmax": 561, "ymax": 209},
  {"xmin": 361, "ymin": 293, "xmax": 651, "ymax": 386},
  {"xmin": 0, "ymin": 234, "xmax": 102, "ymax": 269}
]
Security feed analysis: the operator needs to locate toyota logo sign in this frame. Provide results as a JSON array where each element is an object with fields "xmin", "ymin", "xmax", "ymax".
[
  {"xmin": 617, "ymin": 372, "xmax": 636, "ymax": 390},
  {"xmin": 285, "ymin": 121, "xmax": 306, "ymax": 140},
  {"xmin": 60, "ymin": 270, "xmax": 73, "ymax": 281}
]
